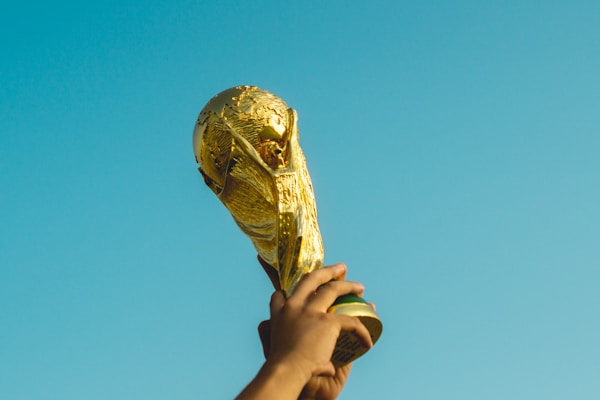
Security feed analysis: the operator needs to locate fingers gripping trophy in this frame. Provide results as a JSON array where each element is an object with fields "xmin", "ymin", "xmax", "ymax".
[{"xmin": 193, "ymin": 85, "xmax": 382, "ymax": 366}]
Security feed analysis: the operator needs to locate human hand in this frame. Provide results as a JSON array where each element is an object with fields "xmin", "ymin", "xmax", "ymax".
[
  {"xmin": 259, "ymin": 318, "xmax": 353, "ymax": 400},
  {"xmin": 257, "ymin": 259, "xmax": 373, "ymax": 398},
  {"xmin": 297, "ymin": 304, "xmax": 376, "ymax": 400}
]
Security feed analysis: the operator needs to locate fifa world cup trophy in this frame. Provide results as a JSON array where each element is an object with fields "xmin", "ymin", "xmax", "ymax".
[{"xmin": 193, "ymin": 86, "xmax": 382, "ymax": 365}]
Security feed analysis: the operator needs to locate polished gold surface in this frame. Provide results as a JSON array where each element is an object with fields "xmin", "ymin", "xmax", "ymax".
[
  {"xmin": 193, "ymin": 86, "xmax": 323, "ymax": 294},
  {"xmin": 193, "ymin": 86, "xmax": 382, "ymax": 365}
]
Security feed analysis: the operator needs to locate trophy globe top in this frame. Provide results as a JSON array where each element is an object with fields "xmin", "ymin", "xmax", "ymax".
[{"xmin": 193, "ymin": 85, "xmax": 298, "ymax": 194}]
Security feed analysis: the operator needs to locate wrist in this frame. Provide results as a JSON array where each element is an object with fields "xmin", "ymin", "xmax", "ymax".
[
  {"xmin": 236, "ymin": 356, "xmax": 312, "ymax": 400},
  {"xmin": 264, "ymin": 353, "xmax": 313, "ymax": 386}
]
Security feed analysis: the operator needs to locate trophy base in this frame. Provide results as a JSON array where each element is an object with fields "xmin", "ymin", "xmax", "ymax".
[{"xmin": 328, "ymin": 294, "xmax": 383, "ymax": 367}]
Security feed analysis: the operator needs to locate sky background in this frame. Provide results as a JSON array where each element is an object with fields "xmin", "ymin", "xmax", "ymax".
[{"xmin": 1, "ymin": 1, "xmax": 599, "ymax": 399}]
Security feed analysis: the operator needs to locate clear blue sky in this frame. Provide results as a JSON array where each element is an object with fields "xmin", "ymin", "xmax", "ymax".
[{"xmin": 2, "ymin": 1, "xmax": 599, "ymax": 399}]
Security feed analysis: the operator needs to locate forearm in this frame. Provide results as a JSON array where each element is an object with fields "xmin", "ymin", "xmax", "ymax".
[{"xmin": 236, "ymin": 358, "xmax": 311, "ymax": 400}]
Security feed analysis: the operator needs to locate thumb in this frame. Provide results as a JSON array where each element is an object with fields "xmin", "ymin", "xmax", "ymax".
[
  {"xmin": 269, "ymin": 290, "xmax": 286, "ymax": 317},
  {"xmin": 257, "ymin": 320, "xmax": 271, "ymax": 358}
]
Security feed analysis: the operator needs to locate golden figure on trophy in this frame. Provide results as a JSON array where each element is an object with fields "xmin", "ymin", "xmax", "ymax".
[{"xmin": 193, "ymin": 85, "xmax": 382, "ymax": 365}]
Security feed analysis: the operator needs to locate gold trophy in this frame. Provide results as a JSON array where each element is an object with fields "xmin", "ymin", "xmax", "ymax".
[{"xmin": 193, "ymin": 85, "xmax": 382, "ymax": 366}]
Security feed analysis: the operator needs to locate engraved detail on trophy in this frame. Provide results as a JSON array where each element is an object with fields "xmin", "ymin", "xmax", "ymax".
[
  {"xmin": 193, "ymin": 86, "xmax": 322, "ymax": 294},
  {"xmin": 193, "ymin": 85, "xmax": 382, "ymax": 365}
]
